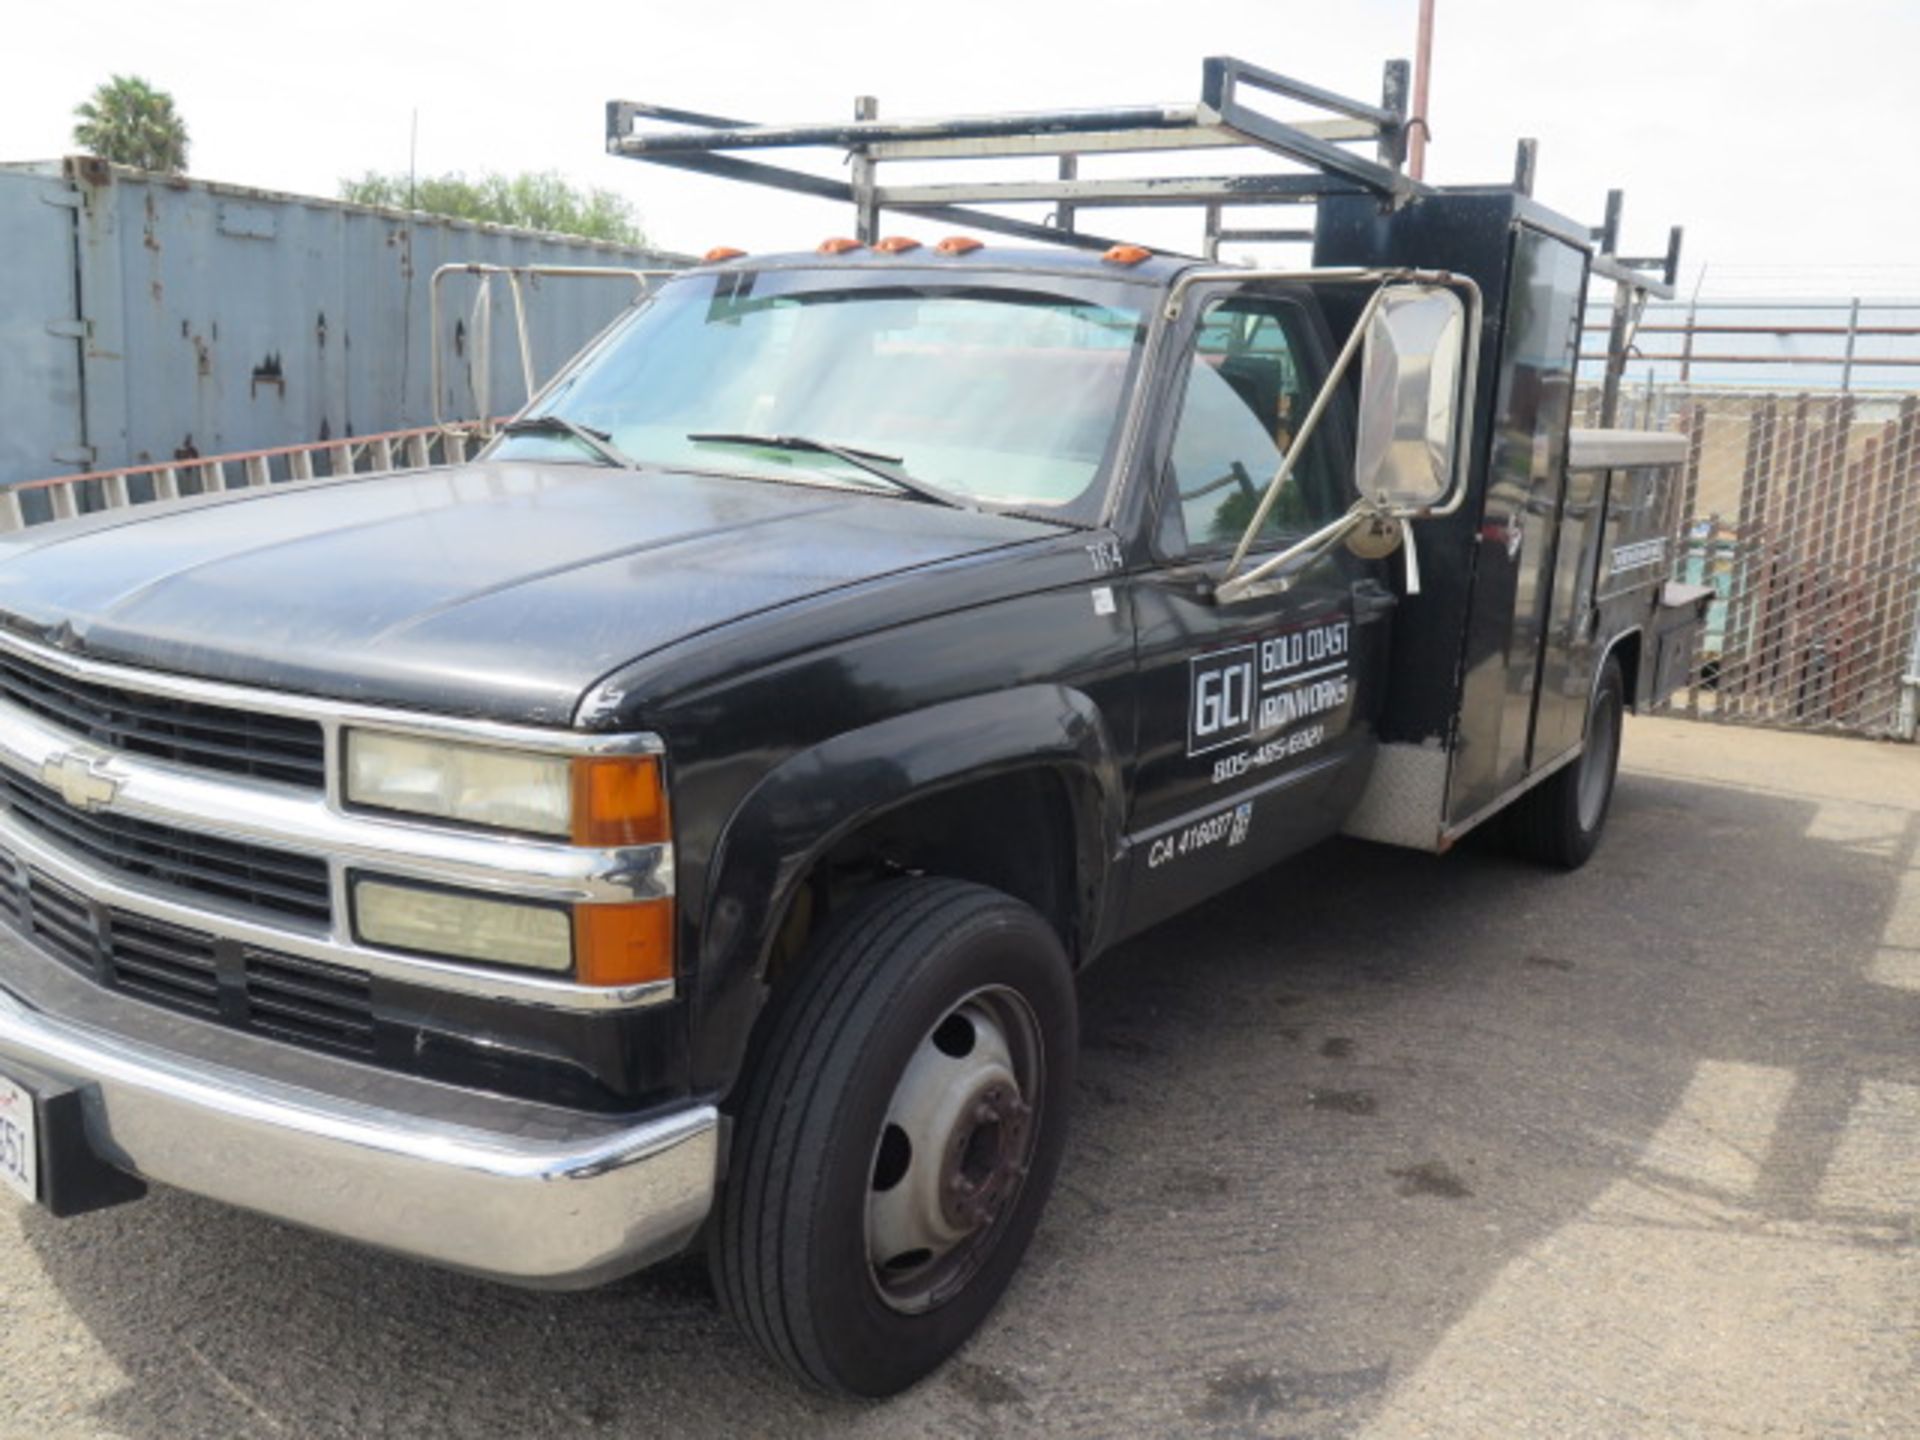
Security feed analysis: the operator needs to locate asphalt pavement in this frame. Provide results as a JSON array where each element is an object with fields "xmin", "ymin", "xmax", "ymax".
[{"xmin": 1, "ymin": 716, "xmax": 1916, "ymax": 1438}]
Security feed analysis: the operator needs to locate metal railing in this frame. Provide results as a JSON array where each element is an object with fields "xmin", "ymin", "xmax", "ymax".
[
  {"xmin": 1, "ymin": 422, "xmax": 484, "ymax": 533},
  {"xmin": 428, "ymin": 264, "xmax": 670, "ymax": 433},
  {"xmin": 1581, "ymin": 299, "xmax": 1920, "ymax": 393}
]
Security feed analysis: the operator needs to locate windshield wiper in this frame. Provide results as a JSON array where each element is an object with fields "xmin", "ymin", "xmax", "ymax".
[
  {"xmin": 499, "ymin": 414, "xmax": 636, "ymax": 468},
  {"xmin": 687, "ymin": 431, "xmax": 968, "ymax": 510}
]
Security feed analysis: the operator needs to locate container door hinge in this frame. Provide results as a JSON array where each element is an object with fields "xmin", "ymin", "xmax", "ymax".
[
  {"xmin": 50, "ymin": 445, "xmax": 96, "ymax": 466},
  {"xmin": 45, "ymin": 318, "xmax": 91, "ymax": 340}
]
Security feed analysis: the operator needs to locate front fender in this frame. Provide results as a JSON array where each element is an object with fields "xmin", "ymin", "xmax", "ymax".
[{"xmin": 688, "ymin": 684, "xmax": 1126, "ymax": 1093}]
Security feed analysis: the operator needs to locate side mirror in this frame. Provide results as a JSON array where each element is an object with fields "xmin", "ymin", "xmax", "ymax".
[{"xmin": 1353, "ymin": 286, "xmax": 1468, "ymax": 513}]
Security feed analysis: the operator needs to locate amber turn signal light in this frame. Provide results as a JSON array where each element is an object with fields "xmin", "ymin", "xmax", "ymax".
[
  {"xmin": 875, "ymin": 235, "xmax": 922, "ymax": 253},
  {"xmin": 575, "ymin": 900, "xmax": 674, "ymax": 986},
  {"xmin": 1101, "ymin": 244, "xmax": 1152, "ymax": 266},
  {"xmin": 703, "ymin": 246, "xmax": 746, "ymax": 262},
  {"xmin": 936, "ymin": 235, "xmax": 984, "ymax": 254},
  {"xmin": 570, "ymin": 755, "xmax": 670, "ymax": 848},
  {"xmin": 818, "ymin": 236, "xmax": 864, "ymax": 254}
]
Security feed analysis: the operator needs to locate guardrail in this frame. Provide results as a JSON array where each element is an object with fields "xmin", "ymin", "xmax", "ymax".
[{"xmin": 2, "ymin": 422, "xmax": 487, "ymax": 533}]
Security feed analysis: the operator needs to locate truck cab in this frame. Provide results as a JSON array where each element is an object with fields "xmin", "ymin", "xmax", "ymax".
[{"xmin": 0, "ymin": 58, "xmax": 1703, "ymax": 1399}]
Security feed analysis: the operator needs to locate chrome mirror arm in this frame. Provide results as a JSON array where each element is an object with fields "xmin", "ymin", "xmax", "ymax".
[{"xmin": 1223, "ymin": 285, "xmax": 1389, "ymax": 582}]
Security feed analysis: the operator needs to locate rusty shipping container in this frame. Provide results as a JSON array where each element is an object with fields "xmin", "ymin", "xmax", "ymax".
[{"xmin": 0, "ymin": 157, "xmax": 685, "ymax": 488}]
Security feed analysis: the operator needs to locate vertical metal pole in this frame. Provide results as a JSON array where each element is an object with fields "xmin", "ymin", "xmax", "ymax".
[
  {"xmin": 1664, "ymin": 226, "xmax": 1685, "ymax": 290},
  {"xmin": 1379, "ymin": 60, "xmax": 1410, "ymax": 174},
  {"xmin": 1841, "ymin": 296, "xmax": 1861, "ymax": 394},
  {"xmin": 1902, "ymin": 577, "xmax": 1920, "ymax": 741},
  {"xmin": 1512, "ymin": 138, "xmax": 1537, "ymax": 197},
  {"xmin": 1598, "ymin": 190, "xmax": 1630, "ymax": 428},
  {"xmin": 1409, "ymin": 0, "xmax": 1435, "ymax": 180},
  {"xmin": 852, "ymin": 95, "xmax": 879, "ymax": 244},
  {"xmin": 504, "ymin": 270, "xmax": 536, "ymax": 417},
  {"xmin": 1203, "ymin": 202, "xmax": 1222, "ymax": 262},
  {"xmin": 1680, "ymin": 298, "xmax": 1697, "ymax": 385},
  {"xmin": 1056, "ymin": 155, "xmax": 1078, "ymax": 236}
]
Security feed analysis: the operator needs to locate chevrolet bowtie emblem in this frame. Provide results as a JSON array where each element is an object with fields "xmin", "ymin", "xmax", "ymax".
[{"xmin": 40, "ymin": 748, "xmax": 121, "ymax": 812}]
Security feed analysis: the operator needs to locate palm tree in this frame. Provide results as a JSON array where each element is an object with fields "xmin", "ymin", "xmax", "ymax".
[{"xmin": 72, "ymin": 76, "xmax": 190, "ymax": 174}]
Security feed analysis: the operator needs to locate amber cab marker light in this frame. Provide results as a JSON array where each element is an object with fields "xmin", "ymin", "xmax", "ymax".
[
  {"xmin": 703, "ymin": 246, "xmax": 746, "ymax": 263},
  {"xmin": 875, "ymin": 236, "xmax": 923, "ymax": 253},
  {"xmin": 1102, "ymin": 244, "xmax": 1152, "ymax": 266},
  {"xmin": 575, "ymin": 901, "xmax": 675, "ymax": 987},
  {"xmin": 936, "ymin": 235, "xmax": 984, "ymax": 255},
  {"xmin": 570, "ymin": 755, "xmax": 670, "ymax": 848},
  {"xmin": 818, "ymin": 236, "xmax": 864, "ymax": 254}
]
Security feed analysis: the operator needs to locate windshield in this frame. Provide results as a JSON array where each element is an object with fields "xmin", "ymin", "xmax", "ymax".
[{"xmin": 489, "ymin": 268, "xmax": 1151, "ymax": 522}]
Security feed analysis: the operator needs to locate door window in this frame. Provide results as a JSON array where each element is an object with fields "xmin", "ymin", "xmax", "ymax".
[{"xmin": 1161, "ymin": 297, "xmax": 1346, "ymax": 557}]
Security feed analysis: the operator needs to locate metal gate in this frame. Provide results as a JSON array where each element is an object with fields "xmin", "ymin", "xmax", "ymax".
[{"xmin": 1582, "ymin": 384, "xmax": 1920, "ymax": 740}]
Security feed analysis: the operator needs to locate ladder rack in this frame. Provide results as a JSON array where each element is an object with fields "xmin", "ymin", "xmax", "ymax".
[
  {"xmin": 607, "ymin": 56, "xmax": 1423, "ymax": 260},
  {"xmin": 605, "ymin": 54, "xmax": 1679, "ymax": 304}
]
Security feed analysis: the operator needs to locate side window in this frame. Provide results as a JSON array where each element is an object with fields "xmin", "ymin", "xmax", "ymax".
[{"xmin": 1162, "ymin": 297, "xmax": 1345, "ymax": 556}]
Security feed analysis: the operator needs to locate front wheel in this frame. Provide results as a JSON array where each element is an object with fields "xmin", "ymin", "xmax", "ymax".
[
  {"xmin": 1506, "ymin": 655, "xmax": 1625, "ymax": 870},
  {"xmin": 711, "ymin": 879, "xmax": 1077, "ymax": 1397}
]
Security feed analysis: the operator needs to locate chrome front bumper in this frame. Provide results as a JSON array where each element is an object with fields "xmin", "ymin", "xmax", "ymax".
[{"xmin": 0, "ymin": 932, "xmax": 718, "ymax": 1288}]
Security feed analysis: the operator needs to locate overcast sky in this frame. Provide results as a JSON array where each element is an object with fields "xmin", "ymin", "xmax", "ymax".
[{"xmin": 6, "ymin": 0, "xmax": 1917, "ymax": 297}]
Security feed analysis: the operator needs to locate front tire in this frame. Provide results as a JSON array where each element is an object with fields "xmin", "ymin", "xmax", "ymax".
[
  {"xmin": 711, "ymin": 879, "xmax": 1077, "ymax": 1397},
  {"xmin": 1507, "ymin": 655, "xmax": 1625, "ymax": 870}
]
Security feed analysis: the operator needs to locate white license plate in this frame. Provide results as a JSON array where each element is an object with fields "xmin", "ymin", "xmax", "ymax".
[{"xmin": 0, "ymin": 1074, "xmax": 36, "ymax": 1205}]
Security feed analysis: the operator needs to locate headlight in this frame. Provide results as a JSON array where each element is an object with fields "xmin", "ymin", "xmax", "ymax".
[
  {"xmin": 353, "ymin": 876, "xmax": 675, "ymax": 985},
  {"xmin": 345, "ymin": 731, "xmax": 668, "ymax": 845},
  {"xmin": 355, "ymin": 878, "xmax": 573, "ymax": 971}
]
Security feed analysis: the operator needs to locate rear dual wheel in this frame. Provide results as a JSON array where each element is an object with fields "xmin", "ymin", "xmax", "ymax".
[
  {"xmin": 1507, "ymin": 655, "xmax": 1625, "ymax": 870},
  {"xmin": 711, "ymin": 879, "xmax": 1076, "ymax": 1397}
]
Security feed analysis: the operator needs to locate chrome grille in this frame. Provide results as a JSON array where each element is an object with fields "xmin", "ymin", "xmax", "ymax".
[
  {"xmin": 0, "ymin": 650, "xmax": 325, "ymax": 789},
  {"xmin": 0, "ymin": 769, "xmax": 332, "ymax": 926}
]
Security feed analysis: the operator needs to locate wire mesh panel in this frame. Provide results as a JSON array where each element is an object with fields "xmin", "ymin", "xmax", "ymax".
[{"xmin": 1580, "ymin": 383, "xmax": 1920, "ymax": 739}]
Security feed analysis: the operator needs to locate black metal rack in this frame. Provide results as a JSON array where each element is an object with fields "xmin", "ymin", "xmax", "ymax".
[
  {"xmin": 607, "ymin": 57, "xmax": 1422, "ymax": 257},
  {"xmin": 606, "ymin": 55, "xmax": 1680, "ymax": 421}
]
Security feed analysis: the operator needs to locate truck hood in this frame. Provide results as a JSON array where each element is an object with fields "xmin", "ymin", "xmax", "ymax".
[{"xmin": 0, "ymin": 461, "xmax": 1063, "ymax": 725}]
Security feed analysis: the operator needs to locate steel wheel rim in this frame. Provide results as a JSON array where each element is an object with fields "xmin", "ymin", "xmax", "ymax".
[
  {"xmin": 1577, "ymin": 690, "xmax": 1618, "ymax": 832},
  {"xmin": 864, "ymin": 984, "xmax": 1045, "ymax": 1316}
]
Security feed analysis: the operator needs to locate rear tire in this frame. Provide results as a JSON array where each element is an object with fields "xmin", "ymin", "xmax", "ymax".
[
  {"xmin": 1507, "ymin": 655, "xmax": 1625, "ymax": 870},
  {"xmin": 711, "ymin": 879, "xmax": 1077, "ymax": 1397}
]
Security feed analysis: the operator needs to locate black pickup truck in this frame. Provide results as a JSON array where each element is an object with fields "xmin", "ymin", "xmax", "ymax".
[{"xmin": 0, "ymin": 64, "xmax": 1706, "ymax": 1398}]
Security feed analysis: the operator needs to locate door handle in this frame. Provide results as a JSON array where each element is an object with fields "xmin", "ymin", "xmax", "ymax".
[{"xmin": 1351, "ymin": 578, "xmax": 1398, "ymax": 624}]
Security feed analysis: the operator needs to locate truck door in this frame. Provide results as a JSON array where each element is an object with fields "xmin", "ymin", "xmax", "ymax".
[{"xmin": 1122, "ymin": 289, "xmax": 1391, "ymax": 932}]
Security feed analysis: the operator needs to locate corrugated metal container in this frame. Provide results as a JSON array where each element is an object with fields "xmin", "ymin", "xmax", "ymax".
[{"xmin": 0, "ymin": 157, "xmax": 685, "ymax": 487}]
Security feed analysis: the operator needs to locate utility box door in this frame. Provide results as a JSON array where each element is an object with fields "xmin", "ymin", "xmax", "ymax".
[{"xmin": 1446, "ymin": 227, "xmax": 1588, "ymax": 823}]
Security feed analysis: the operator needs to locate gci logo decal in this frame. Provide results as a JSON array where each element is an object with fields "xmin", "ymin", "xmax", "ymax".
[
  {"xmin": 1188, "ymin": 645, "xmax": 1257, "ymax": 755},
  {"xmin": 1187, "ymin": 616, "xmax": 1353, "ymax": 759}
]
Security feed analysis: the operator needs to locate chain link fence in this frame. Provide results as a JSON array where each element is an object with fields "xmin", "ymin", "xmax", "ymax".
[{"xmin": 1577, "ymin": 381, "xmax": 1920, "ymax": 740}]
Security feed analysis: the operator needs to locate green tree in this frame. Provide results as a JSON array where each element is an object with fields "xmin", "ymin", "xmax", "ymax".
[
  {"xmin": 72, "ymin": 75, "xmax": 190, "ymax": 174},
  {"xmin": 338, "ymin": 169, "xmax": 646, "ymax": 245}
]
